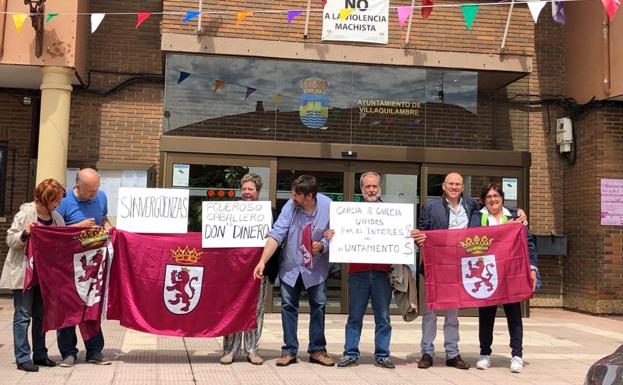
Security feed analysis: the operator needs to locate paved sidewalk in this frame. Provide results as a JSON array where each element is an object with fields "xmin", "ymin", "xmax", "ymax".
[{"xmin": 0, "ymin": 297, "xmax": 621, "ymax": 384}]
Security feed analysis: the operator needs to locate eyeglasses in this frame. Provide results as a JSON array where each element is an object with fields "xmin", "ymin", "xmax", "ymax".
[{"xmin": 485, "ymin": 194, "xmax": 501, "ymax": 200}]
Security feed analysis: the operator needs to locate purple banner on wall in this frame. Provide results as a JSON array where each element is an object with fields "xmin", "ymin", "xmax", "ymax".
[{"xmin": 601, "ymin": 179, "xmax": 623, "ymax": 226}]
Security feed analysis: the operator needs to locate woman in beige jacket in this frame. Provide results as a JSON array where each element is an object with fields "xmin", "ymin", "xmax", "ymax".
[{"xmin": 0, "ymin": 179, "xmax": 66, "ymax": 372}]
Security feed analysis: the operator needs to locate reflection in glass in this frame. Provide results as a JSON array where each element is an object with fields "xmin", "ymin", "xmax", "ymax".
[{"xmin": 162, "ymin": 53, "xmax": 534, "ymax": 151}]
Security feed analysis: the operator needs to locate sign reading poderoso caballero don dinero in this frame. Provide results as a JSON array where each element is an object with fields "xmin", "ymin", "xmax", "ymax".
[{"xmin": 322, "ymin": 0, "xmax": 389, "ymax": 44}]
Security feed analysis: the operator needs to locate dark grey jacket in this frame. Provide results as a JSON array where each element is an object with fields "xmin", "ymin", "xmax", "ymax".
[{"xmin": 418, "ymin": 194, "xmax": 480, "ymax": 231}]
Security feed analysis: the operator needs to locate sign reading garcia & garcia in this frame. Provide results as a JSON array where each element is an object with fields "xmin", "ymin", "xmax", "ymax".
[{"xmin": 322, "ymin": 0, "xmax": 389, "ymax": 44}]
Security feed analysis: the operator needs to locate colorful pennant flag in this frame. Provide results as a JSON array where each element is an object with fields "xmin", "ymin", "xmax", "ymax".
[
  {"xmin": 136, "ymin": 12, "xmax": 152, "ymax": 28},
  {"xmin": 551, "ymin": 0, "xmax": 565, "ymax": 24},
  {"xmin": 397, "ymin": 6, "xmax": 414, "ymax": 27},
  {"xmin": 321, "ymin": 0, "xmax": 328, "ymax": 8},
  {"xmin": 288, "ymin": 10, "xmax": 304, "ymax": 24},
  {"xmin": 12, "ymin": 13, "xmax": 27, "ymax": 32},
  {"xmin": 602, "ymin": 0, "xmax": 622, "ymax": 21},
  {"xmin": 45, "ymin": 13, "xmax": 59, "ymax": 24},
  {"xmin": 421, "ymin": 0, "xmax": 434, "ymax": 19},
  {"xmin": 214, "ymin": 80, "xmax": 225, "ymax": 93},
  {"xmin": 275, "ymin": 94, "xmax": 282, "ymax": 107},
  {"xmin": 177, "ymin": 71, "xmax": 190, "ymax": 84},
  {"xmin": 339, "ymin": 8, "xmax": 355, "ymax": 22},
  {"xmin": 245, "ymin": 87, "xmax": 257, "ymax": 100},
  {"xmin": 183, "ymin": 11, "xmax": 201, "ymax": 22},
  {"xmin": 461, "ymin": 4, "xmax": 479, "ymax": 31},
  {"xmin": 91, "ymin": 13, "xmax": 105, "ymax": 33},
  {"xmin": 526, "ymin": 1, "xmax": 547, "ymax": 23},
  {"xmin": 237, "ymin": 11, "xmax": 253, "ymax": 26}
]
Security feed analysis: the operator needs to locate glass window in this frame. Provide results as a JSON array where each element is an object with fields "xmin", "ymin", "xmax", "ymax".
[{"xmin": 164, "ymin": 54, "xmax": 527, "ymax": 151}]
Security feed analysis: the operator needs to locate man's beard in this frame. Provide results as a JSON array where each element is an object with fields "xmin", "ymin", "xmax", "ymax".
[{"xmin": 363, "ymin": 193, "xmax": 380, "ymax": 202}]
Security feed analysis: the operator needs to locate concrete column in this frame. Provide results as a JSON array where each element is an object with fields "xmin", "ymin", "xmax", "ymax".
[{"xmin": 36, "ymin": 66, "xmax": 73, "ymax": 186}]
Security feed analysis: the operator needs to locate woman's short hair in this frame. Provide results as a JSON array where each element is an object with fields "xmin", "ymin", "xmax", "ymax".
[
  {"xmin": 34, "ymin": 178, "xmax": 66, "ymax": 207},
  {"xmin": 480, "ymin": 183, "xmax": 505, "ymax": 203},
  {"xmin": 240, "ymin": 173, "xmax": 263, "ymax": 192}
]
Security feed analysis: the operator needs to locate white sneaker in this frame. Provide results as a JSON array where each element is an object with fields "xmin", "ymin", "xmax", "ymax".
[
  {"xmin": 476, "ymin": 355, "xmax": 491, "ymax": 370},
  {"xmin": 510, "ymin": 356, "xmax": 524, "ymax": 373}
]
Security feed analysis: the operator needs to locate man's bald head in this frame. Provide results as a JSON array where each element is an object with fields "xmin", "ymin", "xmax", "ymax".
[
  {"xmin": 75, "ymin": 168, "xmax": 100, "ymax": 201},
  {"xmin": 444, "ymin": 172, "xmax": 463, "ymax": 185},
  {"xmin": 442, "ymin": 172, "xmax": 464, "ymax": 204}
]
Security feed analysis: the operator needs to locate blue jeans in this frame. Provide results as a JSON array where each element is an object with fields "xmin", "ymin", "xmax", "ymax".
[
  {"xmin": 344, "ymin": 271, "xmax": 392, "ymax": 360},
  {"xmin": 280, "ymin": 275, "xmax": 327, "ymax": 355},
  {"xmin": 13, "ymin": 288, "xmax": 48, "ymax": 364},
  {"xmin": 57, "ymin": 326, "xmax": 104, "ymax": 361}
]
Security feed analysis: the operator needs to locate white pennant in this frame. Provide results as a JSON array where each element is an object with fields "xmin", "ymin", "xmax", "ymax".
[
  {"xmin": 526, "ymin": 0, "xmax": 547, "ymax": 23},
  {"xmin": 91, "ymin": 13, "xmax": 105, "ymax": 33}
]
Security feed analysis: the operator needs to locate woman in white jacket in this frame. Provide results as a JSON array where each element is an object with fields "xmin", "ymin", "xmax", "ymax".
[{"xmin": 0, "ymin": 179, "xmax": 66, "ymax": 372}]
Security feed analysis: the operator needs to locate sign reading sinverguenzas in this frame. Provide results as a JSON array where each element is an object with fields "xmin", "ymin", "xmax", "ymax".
[
  {"xmin": 329, "ymin": 201, "xmax": 415, "ymax": 264},
  {"xmin": 202, "ymin": 201, "xmax": 272, "ymax": 248},
  {"xmin": 116, "ymin": 187, "xmax": 190, "ymax": 233},
  {"xmin": 322, "ymin": 0, "xmax": 389, "ymax": 44}
]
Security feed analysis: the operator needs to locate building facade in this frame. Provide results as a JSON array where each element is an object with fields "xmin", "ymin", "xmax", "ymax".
[{"xmin": 0, "ymin": 0, "xmax": 621, "ymax": 314}]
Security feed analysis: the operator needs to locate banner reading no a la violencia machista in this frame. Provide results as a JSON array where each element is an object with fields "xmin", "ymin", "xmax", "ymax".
[{"xmin": 322, "ymin": 0, "xmax": 389, "ymax": 45}]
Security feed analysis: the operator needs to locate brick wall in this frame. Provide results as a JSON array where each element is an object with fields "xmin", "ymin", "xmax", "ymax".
[
  {"xmin": 563, "ymin": 108, "xmax": 623, "ymax": 313},
  {"xmin": 0, "ymin": 92, "xmax": 35, "ymax": 275},
  {"xmin": 67, "ymin": 0, "xmax": 164, "ymax": 167},
  {"xmin": 526, "ymin": 10, "xmax": 566, "ymax": 307},
  {"xmin": 162, "ymin": 0, "xmax": 535, "ymax": 56}
]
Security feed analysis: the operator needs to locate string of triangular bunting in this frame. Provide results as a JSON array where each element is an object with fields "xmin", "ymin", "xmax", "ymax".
[{"xmin": 4, "ymin": 0, "xmax": 621, "ymax": 35}]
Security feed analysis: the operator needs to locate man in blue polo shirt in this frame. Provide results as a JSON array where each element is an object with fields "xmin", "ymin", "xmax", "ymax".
[{"xmin": 55, "ymin": 167, "xmax": 111, "ymax": 367}]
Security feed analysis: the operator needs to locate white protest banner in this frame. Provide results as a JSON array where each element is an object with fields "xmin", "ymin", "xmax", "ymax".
[
  {"xmin": 322, "ymin": 0, "xmax": 389, "ymax": 44},
  {"xmin": 202, "ymin": 201, "xmax": 272, "ymax": 248},
  {"xmin": 329, "ymin": 202, "xmax": 414, "ymax": 264},
  {"xmin": 116, "ymin": 187, "xmax": 189, "ymax": 233}
]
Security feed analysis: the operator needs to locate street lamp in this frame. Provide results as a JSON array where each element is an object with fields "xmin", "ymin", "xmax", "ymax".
[{"xmin": 24, "ymin": 0, "xmax": 45, "ymax": 57}]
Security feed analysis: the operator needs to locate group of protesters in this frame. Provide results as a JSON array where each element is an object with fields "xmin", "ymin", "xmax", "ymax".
[{"xmin": 1, "ymin": 168, "xmax": 539, "ymax": 374}]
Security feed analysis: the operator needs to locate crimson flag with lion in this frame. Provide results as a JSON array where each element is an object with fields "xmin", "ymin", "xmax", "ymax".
[{"xmin": 421, "ymin": 223, "xmax": 533, "ymax": 310}]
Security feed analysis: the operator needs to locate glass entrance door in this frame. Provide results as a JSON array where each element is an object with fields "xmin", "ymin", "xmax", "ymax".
[
  {"xmin": 269, "ymin": 160, "xmax": 420, "ymax": 314},
  {"xmin": 419, "ymin": 164, "xmax": 529, "ymax": 316},
  {"xmin": 270, "ymin": 159, "xmax": 351, "ymax": 313}
]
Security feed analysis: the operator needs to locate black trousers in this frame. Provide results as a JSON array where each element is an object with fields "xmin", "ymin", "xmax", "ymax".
[{"xmin": 478, "ymin": 302, "xmax": 523, "ymax": 357}]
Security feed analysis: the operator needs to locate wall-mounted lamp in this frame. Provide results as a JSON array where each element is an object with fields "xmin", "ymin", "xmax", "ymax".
[{"xmin": 24, "ymin": 0, "xmax": 46, "ymax": 58}]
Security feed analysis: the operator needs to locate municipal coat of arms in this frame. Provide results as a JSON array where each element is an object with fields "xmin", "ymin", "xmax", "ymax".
[{"xmin": 299, "ymin": 77, "xmax": 329, "ymax": 129}]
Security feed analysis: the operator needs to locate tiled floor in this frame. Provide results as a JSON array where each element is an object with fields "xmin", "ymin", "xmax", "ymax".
[{"xmin": 0, "ymin": 297, "xmax": 621, "ymax": 384}]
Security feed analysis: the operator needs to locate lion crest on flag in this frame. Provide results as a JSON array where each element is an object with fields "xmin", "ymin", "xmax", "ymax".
[
  {"xmin": 163, "ymin": 246, "xmax": 204, "ymax": 315},
  {"xmin": 73, "ymin": 247, "xmax": 107, "ymax": 306}
]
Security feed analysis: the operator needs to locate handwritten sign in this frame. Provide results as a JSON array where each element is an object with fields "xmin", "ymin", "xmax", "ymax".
[
  {"xmin": 329, "ymin": 202, "xmax": 415, "ymax": 264},
  {"xmin": 116, "ymin": 188, "xmax": 189, "ymax": 233},
  {"xmin": 202, "ymin": 201, "xmax": 272, "ymax": 248},
  {"xmin": 601, "ymin": 179, "xmax": 623, "ymax": 226}
]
